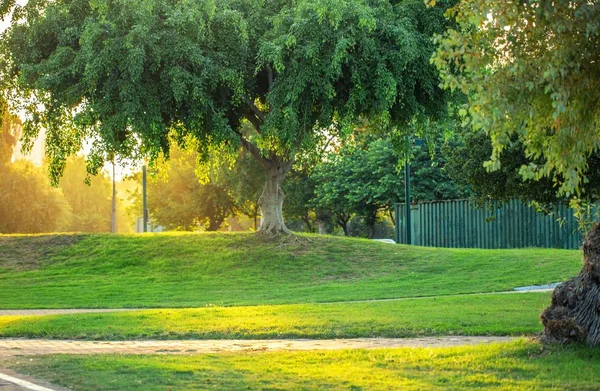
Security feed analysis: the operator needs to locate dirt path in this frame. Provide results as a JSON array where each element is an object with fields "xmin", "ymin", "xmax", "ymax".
[
  {"xmin": 0, "ymin": 289, "xmax": 554, "ymax": 317},
  {"xmin": 0, "ymin": 337, "xmax": 518, "ymax": 356}
]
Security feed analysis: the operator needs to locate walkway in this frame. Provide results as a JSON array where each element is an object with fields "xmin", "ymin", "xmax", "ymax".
[
  {"xmin": 0, "ymin": 336, "xmax": 518, "ymax": 357},
  {"xmin": 0, "ymin": 369, "xmax": 70, "ymax": 391}
]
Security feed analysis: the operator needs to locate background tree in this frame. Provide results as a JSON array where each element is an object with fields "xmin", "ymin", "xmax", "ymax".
[
  {"xmin": 445, "ymin": 132, "xmax": 600, "ymax": 208},
  {"xmin": 0, "ymin": 161, "xmax": 71, "ymax": 233},
  {"xmin": 312, "ymin": 136, "xmax": 466, "ymax": 238},
  {"xmin": 59, "ymin": 156, "xmax": 132, "ymax": 232},
  {"xmin": 0, "ymin": 103, "xmax": 20, "ymax": 164},
  {"xmin": 281, "ymin": 168, "xmax": 318, "ymax": 233},
  {"xmin": 1, "ymin": 0, "xmax": 455, "ymax": 235},
  {"xmin": 145, "ymin": 147, "xmax": 236, "ymax": 231},
  {"xmin": 220, "ymin": 150, "xmax": 264, "ymax": 231},
  {"xmin": 432, "ymin": 0, "xmax": 600, "ymax": 346},
  {"xmin": 0, "ymin": 104, "xmax": 71, "ymax": 233}
]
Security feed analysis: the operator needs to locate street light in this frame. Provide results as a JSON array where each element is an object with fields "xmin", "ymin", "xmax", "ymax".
[
  {"xmin": 111, "ymin": 161, "xmax": 117, "ymax": 233},
  {"xmin": 142, "ymin": 164, "xmax": 148, "ymax": 232},
  {"xmin": 404, "ymin": 136, "xmax": 411, "ymax": 245}
]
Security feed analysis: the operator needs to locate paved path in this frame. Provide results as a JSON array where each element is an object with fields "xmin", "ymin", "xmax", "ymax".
[
  {"xmin": 0, "ymin": 337, "xmax": 518, "ymax": 356},
  {"xmin": 0, "ymin": 289, "xmax": 555, "ymax": 317},
  {"xmin": 0, "ymin": 369, "xmax": 69, "ymax": 391}
]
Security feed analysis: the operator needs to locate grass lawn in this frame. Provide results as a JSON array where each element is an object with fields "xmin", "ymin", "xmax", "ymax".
[
  {"xmin": 3, "ymin": 340, "xmax": 599, "ymax": 390},
  {"xmin": 0, "ymin": 292, "xmax": 551, "ymax": 340},
  {"xmin": 0, "ymin": 233, "xmax": 580, "ymax": 308}
]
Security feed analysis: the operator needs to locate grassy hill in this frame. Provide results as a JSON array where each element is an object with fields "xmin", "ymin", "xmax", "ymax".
[{"xmin": 0, "ymin": 233, "xmax": 582, "ymax": 309}]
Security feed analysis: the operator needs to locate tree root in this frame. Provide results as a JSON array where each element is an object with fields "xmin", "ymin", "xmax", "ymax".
[{"xmin": 541, "ymin": 222, "xmax": 600, "ymax": 347}]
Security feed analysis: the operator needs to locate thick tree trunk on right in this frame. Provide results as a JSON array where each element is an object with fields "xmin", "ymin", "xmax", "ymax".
[{"xmin": 541, "ymin": 223, "xmax": 600, "ymax": 346}]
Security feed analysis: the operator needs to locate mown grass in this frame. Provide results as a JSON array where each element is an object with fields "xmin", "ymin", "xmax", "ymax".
[
  {"xmin": 0, "ymin": 292, "xmax": 551, "ymax": 340},
  {"xmin": 4, "ymin": 340, "xmax": 599, "ymax": 390},
  {"xmin": 0, "ymin": 233, "xmax": 580, "ymax": 308}
]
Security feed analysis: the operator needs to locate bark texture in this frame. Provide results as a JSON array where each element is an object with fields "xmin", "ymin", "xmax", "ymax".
[
  {"xmin": 258, "ymin": 158, "xmax": 292, "ymax": 235},
  {"xmin": 541, "ymin": 223, "xmax": 600, "ymax": 346}
]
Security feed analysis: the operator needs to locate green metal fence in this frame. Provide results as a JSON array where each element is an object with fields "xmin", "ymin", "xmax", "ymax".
[{"xmin": 394, "ymin": 199, "xmax": 583, "ymax": 249}]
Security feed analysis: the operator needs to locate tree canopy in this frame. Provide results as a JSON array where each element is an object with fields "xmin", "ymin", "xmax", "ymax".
[
  {"xmin": 1, "ymin": 0, "xmax": 455, "ymax": 234},
  {"xmin": 432, "ymin": 0, "xmax": 600, "ymax": 197}
]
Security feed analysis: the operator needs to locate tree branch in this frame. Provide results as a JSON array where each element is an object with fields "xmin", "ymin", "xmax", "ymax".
[
  {"xmin": 245, "ymin": 98, "xmax": 265, "ymax": 123},
  {"xmin": 243, "ymin": 112, "xmax": 263, "ymax": 135},
  {"xmin": 266, "ymin": 64, "xmax": 274, "ymax": 92},
  {"xmin": 233, "ymin": 129, "xmax": 268, "ymax": 169}
]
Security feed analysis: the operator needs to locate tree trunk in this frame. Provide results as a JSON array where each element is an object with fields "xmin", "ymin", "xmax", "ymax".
[
  {"xmin": 337, "ymin": 217, "xmax": 349, "ymax": 236},
  {"xmin": 206, "ymin": 218, "xmax": 222, "ymax": 231},
  {"xmin": 258, "ymin": 158, "xmax": 292, "ymax": 235},
  {"xmin": 303, "ymin": 215, "xmax": 313, "ymax": 232},
  {"xmin": 365, "ymin": 209, "xmax": 378, "ymax": 239},
  {"xmin": 317, "ymin": 220, "xmax": 328, "ymax": 234},
  {"xmin": 541, "ymin": 223, "xmax": 600, "ymax": 346}
]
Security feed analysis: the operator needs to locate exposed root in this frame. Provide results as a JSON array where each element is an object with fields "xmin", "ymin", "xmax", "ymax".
[{"xmin": 541, "ymin": 222, "xmax": 600, "ymax": 347}]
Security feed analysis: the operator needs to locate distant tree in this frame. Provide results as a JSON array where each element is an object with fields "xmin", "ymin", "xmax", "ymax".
[
  {"xmin": 0, "ymin": 105, "xmax": 20, "ymax": 165},
  {"xmin": 311, "ymin": 156, "xmax": 355, "ymax": 235},
  {"xmin": 313, "ymin": 136, "xmax": 467, "ymax": 237},
  {"xmin": 0, "ymin": 161, "xmax": 71, "ymax": 233},
  {"xmin": 411, "ymin": 138, "xmax": 471, "ymax": 203},
  {"xmin": 312, "ymin": 139, "xmax": 401, "ymax": 238},
  {"xmin": 1, "ymin": 0, "xmax": 455, "ymax": 235},
  {"xmin": 445, "ymin": 132, "xmax": 600, "ymax": 207},
  {"xmin": 59, "ymin": 156, "xmax": 113, "ymax": 232},
  {"xmin": 220, "ymin": 150, "xmax": 264, "ymax": 231},
  {"xmin": 0, "ymin": 106, "xmax": 70, "ymax": 233},
  {"xmin": 281, "ymin": 167, "xmax": 318, "ymax": 233},
  {"xmin": 146, "ymin": 147, "xmax": 236, "ymax": 231}
]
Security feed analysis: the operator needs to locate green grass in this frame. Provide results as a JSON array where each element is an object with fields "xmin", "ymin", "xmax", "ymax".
[
  {"xmin": 0, "ymin": 233, "xmax": 580, "ymax": 309},
  {"xmin": 4, "ymin": 341, "xmax": 599, "ymax": 390},
  {"xmin": 0, "ymin": 292, "xmax": 550, "ymax": 340}
]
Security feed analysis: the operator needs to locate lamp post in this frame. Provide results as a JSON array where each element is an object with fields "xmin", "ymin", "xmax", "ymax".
[
  {"xmin": 404, "ymin": 136, "xmax": 412, "ymax": 245},
  {"xmin": 111, "ymin": 161, "xmax": 117, "ymax": 233},
  {"xmin": 142, "ymin": 164, "xmax": 148, "ymax": 233}
]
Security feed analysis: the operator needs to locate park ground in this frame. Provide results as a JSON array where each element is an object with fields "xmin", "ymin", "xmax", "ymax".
[{"xmin": 0, "ymin": 233, "xmax": 598, "ymax": 390}]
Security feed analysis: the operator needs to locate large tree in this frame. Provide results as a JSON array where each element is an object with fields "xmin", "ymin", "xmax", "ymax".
[
  {"xmin": 432, "ymin": 0, "xmax": 600, "ymax": 346},
  {"xmin": 0, "ymin": 0, "xmax": 454, "ymax": 235}
]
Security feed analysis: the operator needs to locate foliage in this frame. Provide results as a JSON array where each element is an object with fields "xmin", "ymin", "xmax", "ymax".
[
  {"xmin": 0, "ymin": 233, "xmax": 579, "ymax": 308},
  {"xmin": 219, "ymin": 149, "xmax": 264, "ymax": 231},
  {"xmin": 0, "ymin": 160, "xmax": 71, "ymax": 233},
  {"xmin": 312, "ymin": 136, "xmax": 467, "ymax": 237},
  {"xmin": 0, "ymin": 0, "xmax": 455, "ymax": 232},
  {"xmin": 0, "ymin": 105, "xmax": 71, "ymax": 233},
  {"xmin": 0, "ymin": 293, "xmax": 551, "ymax": 340},
  {"xmin": 432, "ymin": 0, "xmax": 600, "ymax": 197},
  {"xmin": 58, "ymin": 156, "xmax": 121, "ymax": 232},
  {"xmin": 411, "ymin": 137, "xmax": 472, "ymax": 202},
  {"xmin": 0, "ymin": 103, "xmax": 20, "ymax": 165},
  {"xmin": 281, "ymin": 167, "xmax": 320, "ymax": 232},
  {"xmin": 144, "ymin": 147, "xmax": 236, "ymax": 231},
  {"xmin": 446, "ymin": 132, "xmax": 600, "ymax": 208}
]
